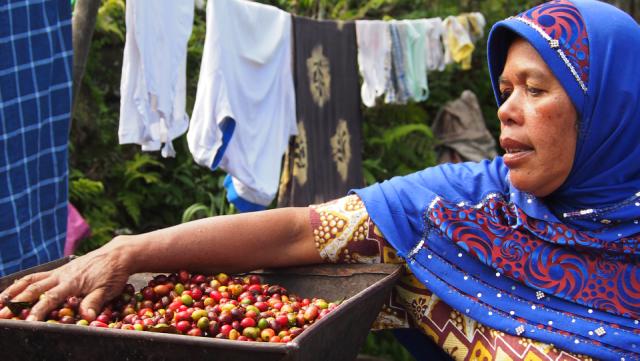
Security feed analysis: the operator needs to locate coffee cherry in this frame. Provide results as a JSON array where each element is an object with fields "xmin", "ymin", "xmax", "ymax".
[
  {"xmin": 260, "ymin": 328, "xmax": 275, "ymax": 341},
  {"xmin": 187, "ymin": 327, "xmax": 202, "ymax": 337},
  {"xmin": 220, "ymin": 324, "xmax": 232, "ymax": 336},
  {"xmin": 191, "ymin": 288, "xmax": 203, "ymax": 301},
  {"xmin": 257, "ymin": 317, "xmax": 269, "ymax": 330},
  {"xmin": 174, "ymin": 283, "xmax": 185, "ymax": 296},
  {"xmin": 141, "ymin": 286, "xmax": 156, "ymax": 301},
  {"xmin": 196, "ymin": 317, "xmax": 209, "ymax": 331},
  {"xmin": 47, "ymin": 309, "xmax": 59, "ymax": 320},
  {"xmin": 240, "ymin": 317, "xmax": 255, "ymax": 328},
  {"xmin": 254, "ymin": 301, "xmax": 268, "ymax": 312},
  {"xmin": 178, "ymin": 270, "xmax": 190, "ymax": 284},
  {"xmin": 180, "ymin": 294, "xmax": 193, "ymax": 306},
  {"xmin": 304, "ymin": 305, "xmax": 319, "ymax": 321},
  {"xmin": 66, "ymin": 296, "xmax": 80, "ymax": 309},
  {"xmin": 153, "ymin": 285, "xmax": 170, "ymax": 297},
  {"xmin": 275, "ymin": 315, "xmax": 289, "ymax": 328},
  {"xmin": 191, "ymin": 274, "xmax": 206, "ymax": 284}
]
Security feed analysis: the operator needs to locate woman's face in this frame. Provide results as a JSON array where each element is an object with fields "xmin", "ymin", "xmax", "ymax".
[{"xmin": 498, "ymin": 38, "xmax": 578, "ymax": 197}]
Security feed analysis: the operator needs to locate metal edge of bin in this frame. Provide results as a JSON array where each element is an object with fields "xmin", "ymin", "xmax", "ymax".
[
  {"xmin": 0, "ymin": 319, "xmax": 291, "ymax": 361},
  {"xmin": 0, "ymin": 318, "xmax": 291, "ymax": 351}
]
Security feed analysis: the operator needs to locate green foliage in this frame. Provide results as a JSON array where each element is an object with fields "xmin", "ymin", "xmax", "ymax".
[
  {"xmin": 94, "ymin": 0, "xmax": 125, "ymax": 41},
  {"xmin": 360, "ymin": 330, "xmax": 415, "ymax": 361},
  {"xmin": 361, "ymin": 103, "xmax": 436, "ymax": 181},
  {"xmin": 70, "ymin": 1, "xmax": 228, "ymax": 252},
  {"xmin": 72, "ymin": 0, "xmax": 544, "ymax": 253},
  {"xmin": 69, "ymin": 173, "xmax": 104, "ymax": 202}
]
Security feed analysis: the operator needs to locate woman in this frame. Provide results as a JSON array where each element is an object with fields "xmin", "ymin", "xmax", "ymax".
[{"xmin": 2, "ymin": 0, "xmax": 639, "ymax": 359}]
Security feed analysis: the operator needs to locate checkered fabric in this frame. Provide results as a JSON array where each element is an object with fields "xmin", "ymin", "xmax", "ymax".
[{"xmin": 0, "ymin": 0, "xmax": 72, "ymax": 276}]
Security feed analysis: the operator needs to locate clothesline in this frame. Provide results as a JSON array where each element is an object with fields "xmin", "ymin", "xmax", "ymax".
[
  {"xmin": 118, "ymin": 0, "xmax": 486, "ymax": 212},
  {"xmin": 356, "ymin": 13, "xmax": 486, "ymax": 107}
]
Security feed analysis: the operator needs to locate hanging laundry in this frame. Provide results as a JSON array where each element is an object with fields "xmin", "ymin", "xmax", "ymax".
[
  {"xmin": 399, "ymin": 20, "xmax": 429, "ymax": 102},
  {"xmin": 277, "ymin": 17, "xmax": 364, "ymax": 207},
  {"xmin": 421, "ymin": 18, "xmax": 446, "ymax": 72},
  {"xmin": 442, "ymin": 15, "xmax": 475, "ymax": 70},
  {"xmin": 118, "ymin": 0, "xmax": 194, "ymax": 158},
  {"xmin": 431, "ymin": 90, "xmax": 497, "ymax": 164},
  {"xmin": 188, "ymin": 0, "xmax": 296, "ymax": 212},
  {"xmin": 457, "ymin": 12, "xmax": 486, "ymax": 43},
  {"xmin": 0, "ymin": 0, "xmax": 72, "ymax": 275},
  {"xmin": 385, "ymin": 21, "xmax": 411, "ymax": 104},
  {"xmin": 456, "ymin": 12, "xmax": 486, "ymax": 69},
  {"xmin": 355, "ymin": 20, "xmax": 392, "ymax": 108}
]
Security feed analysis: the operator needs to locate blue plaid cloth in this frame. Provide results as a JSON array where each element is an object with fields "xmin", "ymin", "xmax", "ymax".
[{"xmin": 0, "ymin": 0, "xmax": 72, "ymax": 276}]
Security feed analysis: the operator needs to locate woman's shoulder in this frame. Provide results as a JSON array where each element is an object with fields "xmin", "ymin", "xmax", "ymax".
[{"xmin": 394, "ymin": 157, "xmax": 510, "ymax": 203}]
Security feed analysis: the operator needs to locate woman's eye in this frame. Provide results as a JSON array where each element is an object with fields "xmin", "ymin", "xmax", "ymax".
[
  {"xmin": 527, "ymin": 86, "xmax": 542, "ymax": 96},
  {"xmin": 499, "ymin": 90, "xmax": 512, "ymax": 101}
]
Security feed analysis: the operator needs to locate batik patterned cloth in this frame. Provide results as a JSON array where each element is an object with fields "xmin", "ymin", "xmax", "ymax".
[
  {"xmin": 277, "ymin": 17, "xmax": 364, "ymax": 207},
  {"xmin": 0, "ymin": 0, "xmax": 72, "ymax": 276},
  {"xmin": 310, "ymin": 195, "xmax": 592, "ymax": 361}
]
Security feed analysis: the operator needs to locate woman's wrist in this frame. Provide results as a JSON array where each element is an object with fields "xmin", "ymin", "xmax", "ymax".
[{"xmin": 103, "ymin": 234, "xmax": 143, "ymax": 275}]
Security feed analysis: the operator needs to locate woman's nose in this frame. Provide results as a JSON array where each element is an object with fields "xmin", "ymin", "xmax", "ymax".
[{"xmin": 497, "ymin": 92, "xmax": 523, "ymax": 126}]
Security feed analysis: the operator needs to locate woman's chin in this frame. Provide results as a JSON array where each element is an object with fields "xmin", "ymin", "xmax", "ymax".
[
  {"xmin": 508, "ymin": 173, "xmax": 559, "ymax": 198},
  {"xmin": 508, "ymin": 173, "xmax": 537, "ymax": 196}
]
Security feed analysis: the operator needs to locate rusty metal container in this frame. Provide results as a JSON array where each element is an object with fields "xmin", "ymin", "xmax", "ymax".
[{"xmin": 0, "ymin": 257, "xmax": 402, "ymax": 361}]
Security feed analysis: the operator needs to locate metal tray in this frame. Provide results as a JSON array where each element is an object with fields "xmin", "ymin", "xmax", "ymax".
[{"xmin": 0, "ymin": 257, "xmax": 402, "ymax": 361}]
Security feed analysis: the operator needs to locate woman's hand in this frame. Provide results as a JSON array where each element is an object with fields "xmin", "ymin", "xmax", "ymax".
[{"xmin": 0, "ymin": 236, "xmax": 135, "ymax": 321}]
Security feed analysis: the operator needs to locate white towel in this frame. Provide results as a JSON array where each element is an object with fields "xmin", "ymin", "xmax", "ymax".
[
  {"xmin": 188, "ymin": 0, "xmax": 297, "ymax": 210},
  {"xmin": 355, "ymin": 20, "xmax": 392, "ymax": 108},
  {"xmin": 118, "ymin": 0, "xmax": 194, "ymax": 158},
  {"xmin": 422, "ymin": 17, "xmax": 446, "ymax": 71}
]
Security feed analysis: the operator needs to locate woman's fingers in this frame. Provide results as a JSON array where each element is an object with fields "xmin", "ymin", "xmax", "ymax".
[
  {"xmin": 25, "ymin": 283, "xmax": 71, "ymax": 321},
  {"xmin": 78, "ymin": 288, "xmax": 110, "ymax": 322},
  {"xmin": 9, "ymin": 278, "xmax": 58, "ymax": 304},
  {"xmin": 0, "ymin": 247, "xmax": 133, "ymax": 321},
  {"xmin": 0, "ymin": 272, "xmax": 49, "ymax": 303},
  {"xmin": 0, "ymin": 272, "xmax": 51, "ymax": 319},
  {"xmin": 0, "ymin": 306, "xmax": 12, "ymax": 319}
]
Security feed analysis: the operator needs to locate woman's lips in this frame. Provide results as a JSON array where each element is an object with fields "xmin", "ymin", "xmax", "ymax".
[{"xmin": 500, "ymin": 138, "xmax": 534, "ymax": 168}]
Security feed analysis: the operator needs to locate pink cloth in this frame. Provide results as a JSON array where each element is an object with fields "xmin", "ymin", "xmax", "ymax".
[{"xmin": 64, "ymin": 202, "xmax": 91, "ymax": 256}]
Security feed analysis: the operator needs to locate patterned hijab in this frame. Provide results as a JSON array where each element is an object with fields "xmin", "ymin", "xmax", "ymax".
[{"xmin": 356, "ymin": 1, "xmax": 640, "ymax": 359}]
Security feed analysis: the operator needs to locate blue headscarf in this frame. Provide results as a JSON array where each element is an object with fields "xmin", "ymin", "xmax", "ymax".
[
  {"xmin": 355, "ymin": 1, "xmax": 640, "ymax": 359},
  {"xmin": 488, "ymin": 0, "xmax": 640, "ymax": 238}
]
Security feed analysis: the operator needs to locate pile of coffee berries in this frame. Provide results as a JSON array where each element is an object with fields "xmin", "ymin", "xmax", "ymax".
[{"xmin": 3, "ymin": 271, "xmax": 339, "ymax": 342}]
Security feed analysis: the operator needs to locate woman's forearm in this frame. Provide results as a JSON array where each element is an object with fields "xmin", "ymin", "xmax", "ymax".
[
  {"xmin": 0, "ymin": 206, "xmax": 323, "ymax": 321},
  {"xmin": 111, "ymin": 207, "xmax": 323, "ymax": 275}
]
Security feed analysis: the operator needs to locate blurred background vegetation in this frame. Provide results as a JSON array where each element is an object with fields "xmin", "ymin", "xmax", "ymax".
[
  {"xmin": 71, "ymin": 0, "xmax": 541, "ymax": 253},
  {"xmin": 70, "ymin": 1, "xmax": 637, "ymax": 359}
]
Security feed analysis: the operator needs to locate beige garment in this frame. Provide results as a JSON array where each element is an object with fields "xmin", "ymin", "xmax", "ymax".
[{"xmin": 432, "ymin": 90, "xmax": 497, "ymax": 164}]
